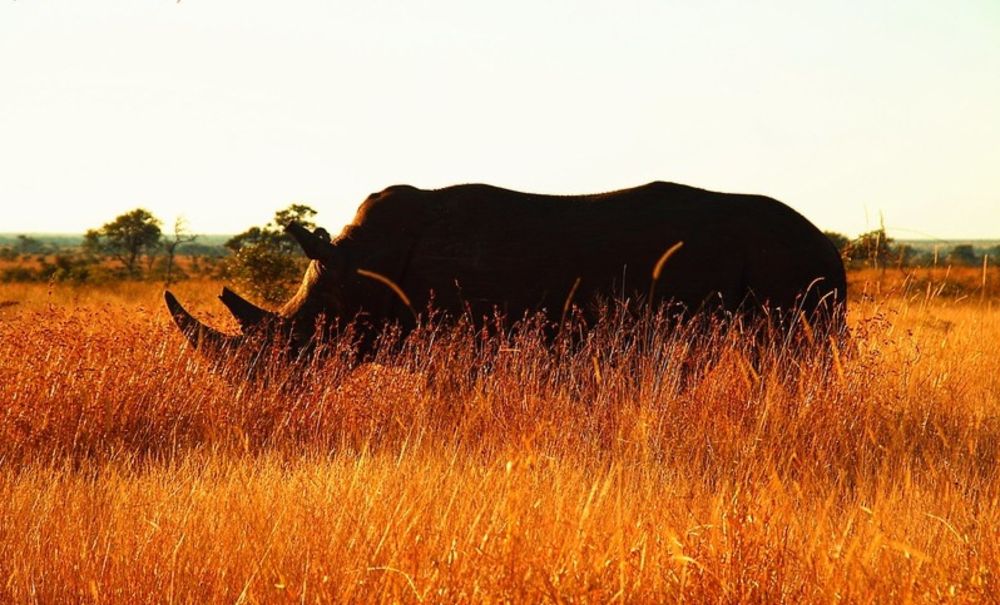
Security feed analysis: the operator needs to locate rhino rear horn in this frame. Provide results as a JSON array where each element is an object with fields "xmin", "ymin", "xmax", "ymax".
[
  {"xmin": 219, "ymin": 287, "xmax": 275, "ymax": 332},
  {"xmin": 286, "ymin": 223, "xmax": 335, "ymax": 262},
  {"xmin": 164, "ymin": 291, "xmax": 236, "ymax": 350}
]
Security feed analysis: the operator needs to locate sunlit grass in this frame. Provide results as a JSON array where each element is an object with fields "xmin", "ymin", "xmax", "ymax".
[{"xmin": 0, "ymin": 275, "xmax": 997, "ymax": 602}]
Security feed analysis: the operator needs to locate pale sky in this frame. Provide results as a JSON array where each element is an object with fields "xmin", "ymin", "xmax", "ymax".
[{"xmin": 1, "ymin": 1, "xmax": 998, "ymax": 238}]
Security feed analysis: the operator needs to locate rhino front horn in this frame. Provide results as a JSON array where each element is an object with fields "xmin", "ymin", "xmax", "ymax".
[{"xmin": 164, "ymin": 291, "xmax": 236, "ymax": 351}]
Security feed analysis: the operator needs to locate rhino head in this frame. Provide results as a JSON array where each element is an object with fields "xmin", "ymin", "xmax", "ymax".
[{"xmin": 164, "ymin": 223, "xmax": 353, "ymax": 363}]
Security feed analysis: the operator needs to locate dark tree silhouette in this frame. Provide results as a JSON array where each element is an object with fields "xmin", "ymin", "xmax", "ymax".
[
  {"xmin": 847, "ymin": 228, "xmax": 895, "ymax": 270},
  {"xmin": 949, "ymin": 244, "xmax": 978, "ymax": 267},
  {"xmin": 84, "ymin": 209, "xmax": 162, "ymax": 277},
  {"xmin": 163, "ymin": 217, "xmax": 198, "ymax": 286}
]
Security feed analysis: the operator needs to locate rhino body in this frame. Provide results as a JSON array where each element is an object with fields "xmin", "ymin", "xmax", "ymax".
[{"xmin": 166, "ymin": 181, "xmax": 847, "ymax": 358}]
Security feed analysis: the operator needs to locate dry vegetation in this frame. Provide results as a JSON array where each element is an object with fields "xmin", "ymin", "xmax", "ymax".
[{"xmin": 0, "ymin": 268, "xmax": 998, "ymax": 603}]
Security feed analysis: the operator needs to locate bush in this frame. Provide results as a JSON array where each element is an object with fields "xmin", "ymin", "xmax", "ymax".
[{"xmin": 222, "ymin": 204, "xmax": 317, "ymax": 305}]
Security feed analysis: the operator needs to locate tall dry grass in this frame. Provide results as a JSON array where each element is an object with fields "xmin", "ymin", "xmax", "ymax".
[{"xmin": 0, "ymin": 276, "xmax": 997, "ymax": 603}]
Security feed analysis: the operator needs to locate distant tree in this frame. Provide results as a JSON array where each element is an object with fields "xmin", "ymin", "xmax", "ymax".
[
  {"xmin": 1, "ymin": 266, "xmax": 36, "ymax": 283},
  {"xmin": 894, "ymin": 243, "xmax": 925, "ymax": 268},
  {"xmin": 84, "ymin": 209, "xmax": 162, "ymax": 277},
  {"xmin": 846, "ymin": 227, "xmax": 896, "ymax": 270},
  {"xmin": 223, "ymin": 204, "xmax": 317, "ymax": 304},
  {"xmin": 37, "ymin": 253, "xmax": 97, "ymax": 284},
  {"xmin": 948, "ymin": 244, "xmax": 978, "ymax": 267},
  {"xmin": 989, "ymin": 245, "xmax": 1000, "ymax": 263},
  {"xmin": 175, "ymin": 242, "xmax": 228, "ymax": 258},
  {"xmin": 162, "ymin": 217, "xmax": 198, "ymax": 286},
  {"xmin": 16, "ymin": 235, "xmax": 44, "ymax": 255}
]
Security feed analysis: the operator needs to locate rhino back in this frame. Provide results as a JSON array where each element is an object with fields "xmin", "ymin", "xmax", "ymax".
[{"xmin": 344, "ymin": 182, "xmax": 843, "ymax": 321}]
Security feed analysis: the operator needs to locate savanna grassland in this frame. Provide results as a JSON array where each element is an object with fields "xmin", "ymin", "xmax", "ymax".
[{"xmin": 0, "ymin": 268, "xmax": 998, "ymax": 603}]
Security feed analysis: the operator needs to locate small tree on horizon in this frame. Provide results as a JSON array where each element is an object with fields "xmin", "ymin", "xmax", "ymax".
[
  {"xmin": 948, "ymin": 244, "xmax": 979, "ymax": 267},
  {"xmin": 16, "ymin": 235, "xmax": 45, "ymax": 255},
  {"xmin": 84, "ymin": 209, "xmax": 163, "ymax": 277},
  {"xmin": 162, "ymin": 217, "xmax": 198, "ymax": 286},
  {"xmin": 846, "ymin": 227, "xmax": 896, "ymax": 270}
]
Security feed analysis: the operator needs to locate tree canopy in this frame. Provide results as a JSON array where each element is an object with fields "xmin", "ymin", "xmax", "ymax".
[{"xmin": 84, "ymin": 208, "xmax": 162, "ymax": 276}]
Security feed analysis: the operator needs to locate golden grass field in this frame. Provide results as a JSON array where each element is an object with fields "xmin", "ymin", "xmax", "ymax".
[{"xmin": 0, "ymin": 267, "xmax": 998, "ymax": 603}]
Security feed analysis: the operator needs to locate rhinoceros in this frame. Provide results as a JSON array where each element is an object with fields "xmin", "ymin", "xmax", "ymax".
[{"xmin": 165, "ymin": 181, "xmax": 846, "ymax": 359}]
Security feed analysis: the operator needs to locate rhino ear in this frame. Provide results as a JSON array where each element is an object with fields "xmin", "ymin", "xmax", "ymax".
[{"xmin": 285, "ymin": 223, "xmax": 335, "ymax": 262}]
